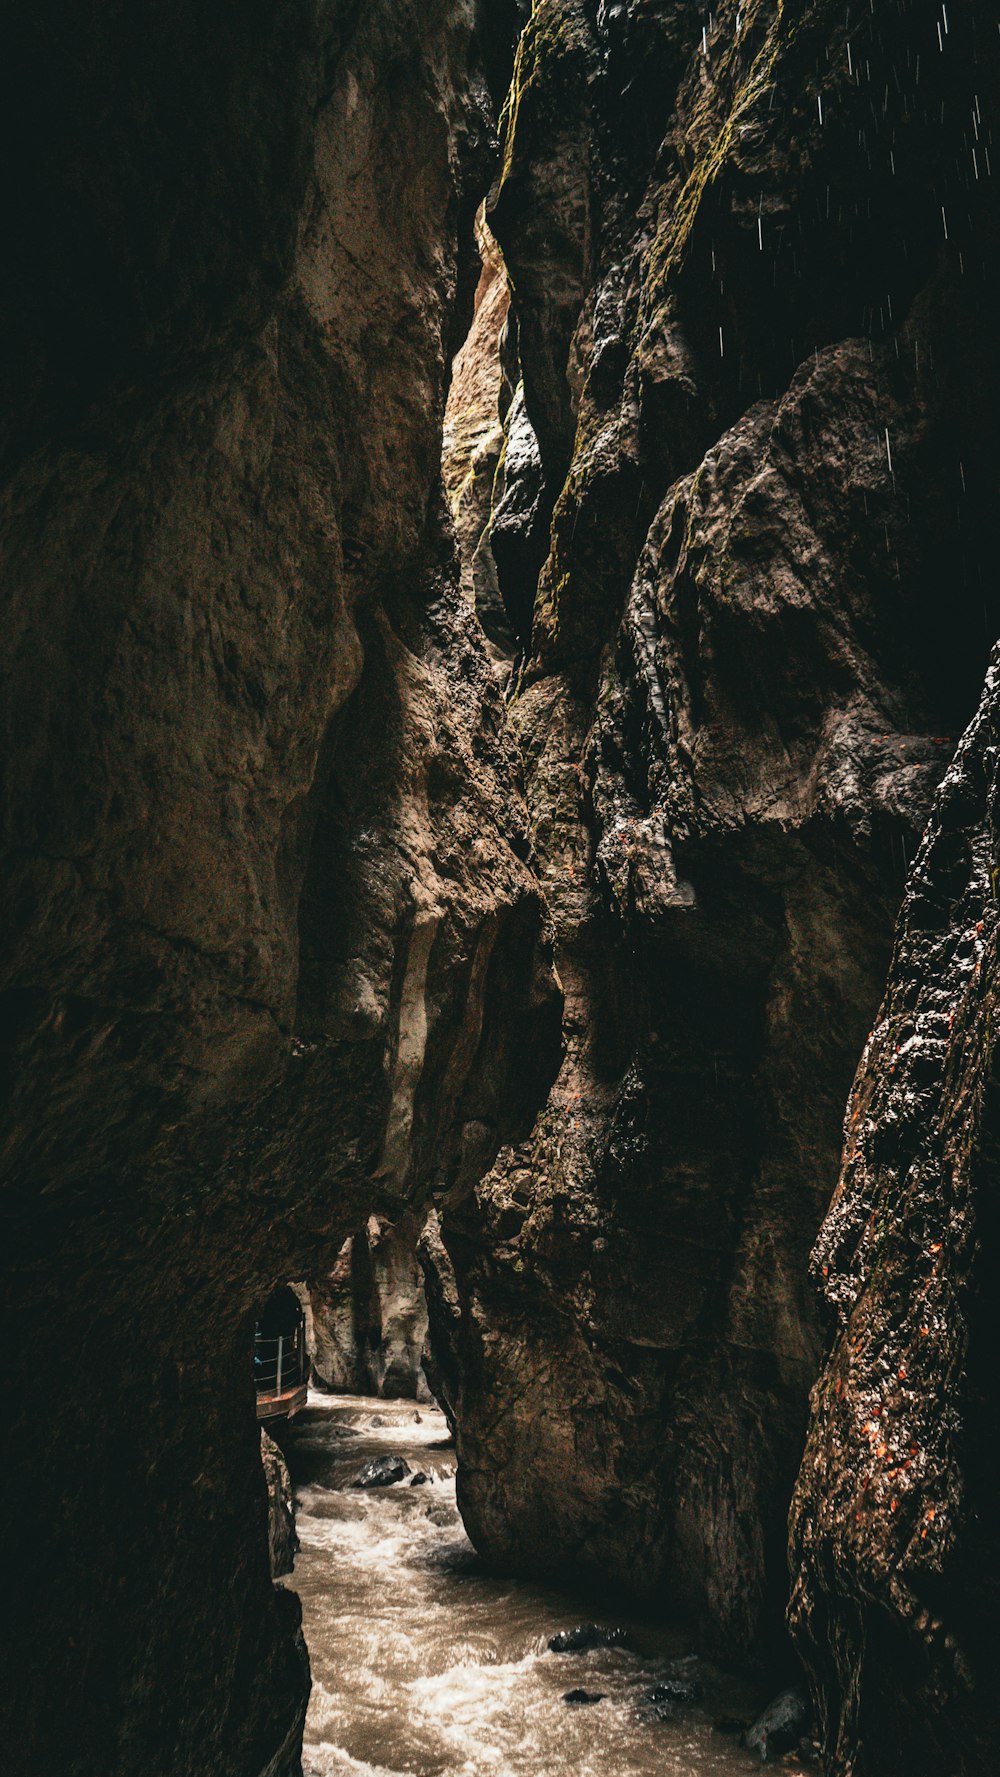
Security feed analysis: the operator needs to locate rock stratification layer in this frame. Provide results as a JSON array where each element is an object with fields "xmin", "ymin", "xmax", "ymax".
[
  {"xmin": 790, "ymin": 654, "xmax": 1000, "ymax": 1771},
  {"xmin": 0, "ymin": 5, "xmax": 558, "ymax": 1776},
  {"xmin": 426, "ymin": 0, "xmax": 1000, "ymax": 1670}
]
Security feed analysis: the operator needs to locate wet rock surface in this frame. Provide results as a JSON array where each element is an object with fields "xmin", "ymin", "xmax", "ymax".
[
  {"xmin": 790, "ymin": 652, "xmax": 1000, "ymax": 1770},
  {"xmin": 352, "ymin": 1455, "xmax": 412, "ymax": 1491},
  {"xmin": 426, "ymin": 0, "xmax": 1000, "ymax": 1686},
  {"xmin": 742, "ymin": 1687, "xmax": 810, "ymax": 1764},
  {"xmin": 643, "ymin": 1665, "xmax": 704, "ymax": 1715},
  {"xmin": 549, "ymin": 1623, "xmax": 633, "ymax": 1654},
  {"xmin": 0, "ymin": 5, "xmax": 559, "ymax": 1776},
  {"xmin": 262, "ymin": 1429, "xmax": 299, "ymax": 1581}
]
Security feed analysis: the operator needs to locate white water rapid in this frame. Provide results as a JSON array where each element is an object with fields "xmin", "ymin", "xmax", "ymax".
[{"xmin": 282, "ymin": 1394, "xmax": 804, "ymax": 1777}]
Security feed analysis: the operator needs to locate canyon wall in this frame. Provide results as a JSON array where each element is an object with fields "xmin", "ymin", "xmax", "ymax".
[
  {"xmin": 262, "ymin": 1429, "xmax": 300, "ymax": 1580},
  {"xmin": 427, "ymin": 0, "xmax": 1000, "ymax": 1683},
  {"xmin": 3, "ymin": 2, "xmax": 998, "ymax": 1774},
  {"xmin": 789, "ymin": 652, "xmax": 1000, "ymax": 1772},
  {"xmin": 0, "ymin": 4, "xmax": 559, "ymax": 1776},
  {"xmin": 307, "ymin": 1211, "xmax": 432, "ymax": 1399}
]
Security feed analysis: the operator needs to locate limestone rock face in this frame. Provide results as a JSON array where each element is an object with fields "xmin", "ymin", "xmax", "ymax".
[
  {"xmin": 262, "ymin": 1429, "xmax": 299, "ymax": 1581},
  {"xmin": 426, "ymin": 0, "xmax": 1000, "ymax": 1671},
  {"xmin": 790, "ymin": 653, "xmax": 1000, "ymax": 1772},
  {"xmin": 308, "ymin": 1211, "xmax": 432, "ymax": 1400},
  {"xmin": 443, "ymin": 218, "xmax": 512, "ymax": 667},
  {"xmin": 0, "ymin": 5, "xmax": 559, "ymax": 1776}
]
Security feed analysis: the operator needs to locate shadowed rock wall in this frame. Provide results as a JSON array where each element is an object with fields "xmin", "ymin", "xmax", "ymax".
[
  {"xmin": 790, "ymin": 652, "xmax": 1000, "ymax": 1771},
  {"xmin": 425, "ymin": 0, "xmax": 1000, "ymax": 1679},
  {"xmin": 0, "ymin": 4, "xmax": 559, "ymax": 1775},
  {"xmin": 262, "ymin": 1429, "xmax": 299, "ymax": 1580}
]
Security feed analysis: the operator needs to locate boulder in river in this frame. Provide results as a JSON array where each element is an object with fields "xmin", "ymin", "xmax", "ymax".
[
  {"xmin": 642, "ymin": 1670, "xmax": 703, "ymax": 1716},
  {"xmin": 743, "ymin": 1688, "xmax": 810, "ymax": 1762},
  {"xmin": 409, "ymin": 1472, "xmax": 429, "ymax": 1487},
  {"xmin": 563, "ymin": 1689, "xmax": 606, "ymax": 1706},
  {"xmin": 352, "ymin": 1455, "xmax": 412, "ymax": 1490},
  {"xmin": 548, "ymin": 1624, "xmax": 631, "ymax": 1654}
]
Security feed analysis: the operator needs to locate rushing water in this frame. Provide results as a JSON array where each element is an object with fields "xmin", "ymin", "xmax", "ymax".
[{"xmin": 282, "ymin": 1394, "xmax": 795, "ymax": 1777}]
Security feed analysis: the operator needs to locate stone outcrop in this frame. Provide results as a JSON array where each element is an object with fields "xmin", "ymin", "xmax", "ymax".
[
  {"xmin": 262, "ymin": 1429, "xmax": 299, "ymax": 1580},
  {"xmin": 0, "ymin": 5, "xmax": 559, "ymax": 1777},
  {"xmin": 790, "ymin": 652, "xmax": 1000, "ymax": 1771},
  {"xmin": 426, "ymin": 0, "xmax": 1000, "ymax": 1675},
  {"xmin": 307, "ymin": 1210, "xmax": 432, "ymax": 1400}
]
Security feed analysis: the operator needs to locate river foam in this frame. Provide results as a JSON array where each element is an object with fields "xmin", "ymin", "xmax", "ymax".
[{"xmin": 282, "ymin": 1394, "xmax": 795, "ymax": 1777}]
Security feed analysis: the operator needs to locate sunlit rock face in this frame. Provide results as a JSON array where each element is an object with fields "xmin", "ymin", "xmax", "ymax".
[
  {"xmin": 0, "ymin": 4, "xmax": 558, "ymax": 1775},
  {"xmin": 443, "ymin": 218, "xmax": 514, "ymax": 671},
  {"xmin": 308, "ymin": 1211, "xmax": 432, "ymax": 1400},
  {"xmin": 425, "ymin": 0, "xmax": 1000, "ymax": 1680},
  {"xmin": 790, "ymin": 652, "xmax": 1000, "ymax": 1772}
]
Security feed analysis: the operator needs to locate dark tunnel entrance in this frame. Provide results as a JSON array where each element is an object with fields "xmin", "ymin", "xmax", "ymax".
[{"xmin": 254, "ymin": 1286, "xmax": 308, "ymax": 1424}]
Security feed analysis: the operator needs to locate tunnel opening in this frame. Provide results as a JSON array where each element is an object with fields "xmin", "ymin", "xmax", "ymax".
[{"xmin": 255, "ymin": 1286, "xmax": 310, "ymax": 1424}]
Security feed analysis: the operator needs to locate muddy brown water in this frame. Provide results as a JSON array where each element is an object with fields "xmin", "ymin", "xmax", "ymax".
[{"xmin": 282, "ymin": 1393, "xmax": 799, "ymax": 1777}]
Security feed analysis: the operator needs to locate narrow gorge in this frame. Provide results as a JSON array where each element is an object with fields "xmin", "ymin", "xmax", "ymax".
[{"xmin": 0, "ymin": 4, "xmax": 997, "ymax": 1777}]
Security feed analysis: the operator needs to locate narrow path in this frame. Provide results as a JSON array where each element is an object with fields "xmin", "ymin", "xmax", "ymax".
[{"xmin": 282, "ymin": 1394, "xmax": 793, "ymax": 1777}]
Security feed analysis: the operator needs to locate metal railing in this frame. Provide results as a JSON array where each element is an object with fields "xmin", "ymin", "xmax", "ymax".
[{"xmin": 254, "ymin": 1327, "xmax": 306, "ymax": 1398}]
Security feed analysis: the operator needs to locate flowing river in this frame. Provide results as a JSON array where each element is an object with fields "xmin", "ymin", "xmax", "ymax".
[{"xmin": 282, "ymin": 1394, "xmax": 804, "ymax": 1777}]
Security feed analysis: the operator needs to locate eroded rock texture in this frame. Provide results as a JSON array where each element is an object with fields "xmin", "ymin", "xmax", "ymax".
[
  {"xmin": 307, "ymin": 1210, "xmax": 432, "ymax": 1399},
  {"xmin": 262, "ymin": 1429, "xmax": 299, "ymax": 1580},
  {"xmin": 443, "ymin": 218, "xmax": 512, "ymax": 669},
  {"xmin": 0, "ymin": 5, "xmax": 558, "ymax": 1776},
  {"xmin": 427, "ymin": 0, "xmax": 1000, "ymax": 1671},
  {"xmin": 790, "ymin": 654, "xmax": 1000, "ymax": 1773}
]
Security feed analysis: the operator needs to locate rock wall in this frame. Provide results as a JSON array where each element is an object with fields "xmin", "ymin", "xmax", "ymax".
[
  {"xmin": 442, "ymin": 216, "xmax": 513, "ymax": 671},
  {"xmin": 0, "ymin": 5, "xmax": 559, "ymax": 1776},
  {"xmin": 789, "ymin": 652, "xmax": 1000, "ymax": 1772},
  {"xmin": 262, "ymin": 1429, "xmax": 299, "ymax": 1580},
  {"xmin": 426, "ymin": 0, "xmax": 1000, "ymax": 1673},
  {"xmin": 3, "ymin": 2, "xmax": 999, "ymax": 1771},
  {"xmin": 308, "ymin": 1211, "xmax": 433, "ymax": 1400}
]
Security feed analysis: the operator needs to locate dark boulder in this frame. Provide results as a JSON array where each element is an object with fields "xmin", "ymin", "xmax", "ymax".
[
  {"xmin": 743, "ymin": 1689, "xmax": 810, "ymax": 1763},
  {"xmin": 352, "ymin": 1455, "xmax": 411, "ymax": 1490},
  {"xmin": 642, "ymin": 1669, "xmax": 703, "ymax": 1716},
  {"xmin": 409, "ymin": 1472, "xmax": 429, "ymax": 1487},
  {"xmin": 563, "ymin": 1689, "xmax": 606, "ymax": 1706},
  {"xmin": 548, "ymin": 1624, "xmax": 631, "ymax": 1654}
]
